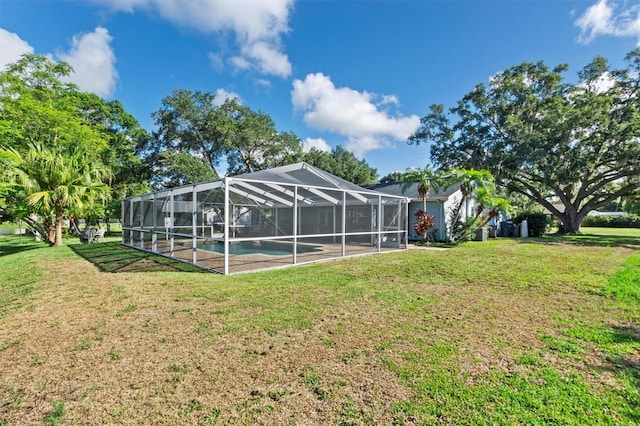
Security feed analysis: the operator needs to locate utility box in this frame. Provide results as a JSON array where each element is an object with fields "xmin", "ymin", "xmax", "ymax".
[{"xmin": 475, "ymin": 227, "xmax": 488, "ymax": 242}]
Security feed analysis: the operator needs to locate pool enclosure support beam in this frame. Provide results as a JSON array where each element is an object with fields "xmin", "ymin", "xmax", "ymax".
[
  {"xmin": 293, "ymin": 186, "xmax": 298, "ymax": 265},
  {"xmin": 192, "ymin": 185, "xmax": 197, "ymax": 264},
  {"xmin": 341, "ymin": 191, "xmax": 346, "ymax": 256},
  {"xmin": 152, "ymin": 194, "xmax": 157, "ymax": 252},
  {"xmin": 138, "ymin": 199, "xmax": 143, "ymax": 247},
  {"xmin": 333, "ymin": 204, "xmax": 344, "ymax": 244},
  {"xmin": 224, "ymin": 178, "xmax": 230, "ymax": 275},
  {"xmin": 377, "ymin": 195, "xmax": 382, "ymax": 253},
  {"xmin": 127, "ymin": 199, "xmax": 133, "ymax": 246},
  {"xmin": 404, "ymin": 198, "xmax": 409, "ymax": 248},
  {"xmin": 234, "ymin": 180, "xmax": 294, "ymax": 207},
  {"xmin": 170, "ymin": 190, "xmax": 175, "ymax": 257},
  {"xmin": 306, "ymin": 187, "xmax": 340, "ymax": 205}
]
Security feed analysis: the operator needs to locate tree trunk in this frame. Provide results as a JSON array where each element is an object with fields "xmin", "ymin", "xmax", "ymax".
[
  {"xmin": 422, "ymin": 197, "xmax": 427, "ymax": 241},
  {"xmin": 54, "ymin": 204, "xmax": 63, "ymax": 246},
  {"xmin": 559, "ymin": 212, "xmax": 582, "ymax": 234}
]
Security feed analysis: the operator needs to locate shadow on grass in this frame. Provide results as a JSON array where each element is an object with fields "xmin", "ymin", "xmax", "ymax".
[
  {"xmin": 70, "ymin": 241, "xmax": 208, "ymax": 273},
  {"xmin": 596, "ymin": 325, "xmax": 640, "ymax": 399},
  {"xmin": 513, "ymin": 234, "xmax": 640, "ymax": 250},
  {"xmin": 0, "ymin": 234, "xmax": 49, "ymax": 257}
]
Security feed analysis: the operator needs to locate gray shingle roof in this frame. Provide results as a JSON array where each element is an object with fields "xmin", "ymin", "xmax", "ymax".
[{"xmin": 367, "ymin": 181, "xmax": 461, "ymax": 201}]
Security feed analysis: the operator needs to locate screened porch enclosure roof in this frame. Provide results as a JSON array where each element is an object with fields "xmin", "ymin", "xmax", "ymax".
[
  {"xmin": 236, "ymin": 162, "xmax": 375, "ymax": 193},
  {"xmin": 229, "ymin": 163, "xmax": 387, "ymax": 203},
  {"xmin": 155, "ymin": 162, "xmax": 403, "ymax": 209}
]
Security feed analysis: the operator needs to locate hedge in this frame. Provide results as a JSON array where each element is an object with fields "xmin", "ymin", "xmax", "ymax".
[
  {"xmin": 512, "ymin": 212, "xmax": 550, "ymax": 237},
  {"xmin": 581, "ymin": 214, "xmax": 640, "ymax": 228}
]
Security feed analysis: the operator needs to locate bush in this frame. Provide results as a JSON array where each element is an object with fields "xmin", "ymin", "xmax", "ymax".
[
  {"xmin": 513, "ymin": 212, "xmax": 550, "ymax": 237},
  {"xmin": 582, "ymin": 214, "xmax": 640, "ymax": 228}
]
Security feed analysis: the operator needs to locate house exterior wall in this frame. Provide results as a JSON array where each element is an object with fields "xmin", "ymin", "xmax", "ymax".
[
  {"xmin": 443, "ymin": 191, "xmax": 462, "ymax": 239},
  {"xmin": 408, "ymin": 201, "xmax": 445, "ymax": 241},
  {"xmin": 406, "ymin": 189, "xmax": 467, "ymax": 242}
]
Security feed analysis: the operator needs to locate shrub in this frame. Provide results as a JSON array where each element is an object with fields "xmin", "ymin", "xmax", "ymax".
[
  {"xmin": 413, "ymin": 209, "xmax": 435, "ymax": 239},
  {"xmin": 513, "ymin": 212, "xmax": 550, "ymax": 237},
  {"xmin": 582, "ymin": 214, "xmax": 640, "ymax": 228}
]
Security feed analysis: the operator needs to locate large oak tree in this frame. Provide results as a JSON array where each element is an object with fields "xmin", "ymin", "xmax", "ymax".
[
  {"xmin": 148, "ymin": 89, "xmax": 303, "ymax": 187},
  {"xmin": 410, "ymin": 51, "xmax": 640, "ymax": 233}
]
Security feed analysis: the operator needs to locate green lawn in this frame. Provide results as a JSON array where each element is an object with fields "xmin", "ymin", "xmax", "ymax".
[
  {"xmin": 581, "ymin": 226, "xmax": 640, "ymax": 236},
  {"xmin": 0, "ymin": 234, "xmax": 638, "ymax": 424}
]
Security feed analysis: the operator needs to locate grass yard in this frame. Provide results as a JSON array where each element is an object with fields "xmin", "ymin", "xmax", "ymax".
[
  {"xmin": 0, "ymin": 234, "xmax": 639, "ymax": 425},
  {"xmin": 581, "ymin": 227, "xmax": 640, "ymax": 236}
]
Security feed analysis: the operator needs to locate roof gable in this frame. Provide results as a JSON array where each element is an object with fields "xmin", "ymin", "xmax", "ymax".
[{"xmin": 367, "ymin": 181, "xmax": 461, "ymax": 200}]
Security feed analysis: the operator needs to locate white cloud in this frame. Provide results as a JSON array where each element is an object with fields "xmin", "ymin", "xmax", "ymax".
[
  {"xmin": 208, "ymin": 52, "xmax": 224, "ymax": 71},
  {"xmin": 212, "ymin": 88, "xmax": 241, "ymax": 106},
  {"xmin": 583, "ymin": 71, "xmax": 617, "ymax": 92},
  {"xmin": 302, "ymin": 137, "xmax": 331, "ymax": 153},
  {"xmin": 291, "ymin": 73, "xmax": 420, "ymax": 157},
  {"xmin": 380, "ymin": 94, "xmax": 399, "ymax": 105},
  {"xmin": 0, "ymin": 26, "xmax": 117, "ymax": 98},
  {"xmin": 0, "ymin": 28, "xmax": 34, "ymax": 70},
  {"xmin": 89, "ymin": 0, "xmax": 293, "ymax": 77},
  {"xmin": 230, "ymin": 55, "xmax": 252, "ymax": 71},
  {"xmin": 254, "ymin": 78, "xmax": 271, "ymax": 88},
  {"xmin": 575, "ymin": 0, "xmax": 640, "ymax": 44},
  {"xmin": 57, "ymin": 27, "xmax": 118, "ymax": 97},
  {"xmin": 243, "ymin": 40, "xmax": 291, "ymax": 76}
]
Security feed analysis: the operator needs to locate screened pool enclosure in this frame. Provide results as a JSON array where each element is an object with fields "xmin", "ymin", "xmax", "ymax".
[{"xmin": 122, "ymin": 163, "xmax": 409, "ymax": 274}]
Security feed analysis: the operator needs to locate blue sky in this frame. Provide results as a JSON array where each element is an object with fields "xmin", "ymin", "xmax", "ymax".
[{"xmin": 0, "ymin": 0, "xmax": 638, "ymax": 178}]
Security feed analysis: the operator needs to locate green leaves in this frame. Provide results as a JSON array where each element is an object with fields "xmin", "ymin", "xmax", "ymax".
[
  {"xmin": 2, "ymin": 144, "xmax": 112, "ymax": 245},
  {"xmin": 0, "ymin": 53, "xmax": 151, "ymax": 242},
  {"xmin": 302, "ymin": 145, "xmax": 378, "ymax": 186},
  {"xmin": 411, "ymin": 50, "xmax": 640, "ymax": 234},
  {"xmin": 148, "ymin": 89, "xmax": 305, "ymax": 186}
]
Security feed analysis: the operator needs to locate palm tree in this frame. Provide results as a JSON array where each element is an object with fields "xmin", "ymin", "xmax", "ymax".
[
  {"xmin": 440, "ymin": 168, "xmax": 509, "ymax": 243},
  {"xmin": 400, "ymin": 168, "xmax": 442, "ymax": 212},
  {"xmin": 3, "ymin": 144, "xmax": 111, "ymax": 246},
  {"xmin": 401, "ymin": 168, "xmax": 442, "ymax": 240},
  {"xmin": 445, "ymin": 168, "xmax": 493, "ymax": 228}
]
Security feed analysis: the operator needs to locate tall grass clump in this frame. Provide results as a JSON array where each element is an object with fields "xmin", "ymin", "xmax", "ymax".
[{"xmin": 603, "ymin": 254, "xmax": 640, "ymax": 302}]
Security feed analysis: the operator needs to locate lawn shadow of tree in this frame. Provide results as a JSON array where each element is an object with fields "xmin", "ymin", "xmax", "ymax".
[
  {"xmin": 590, "ymin": 324, "xmax": 640, "ymax": 414},
  {"xmin": 0, "ymin": 235, "xmax": 49, "ymax": 257},
  {"xmin": 70, "ymin": 241, "xmax": 208, "ymax": 273}
]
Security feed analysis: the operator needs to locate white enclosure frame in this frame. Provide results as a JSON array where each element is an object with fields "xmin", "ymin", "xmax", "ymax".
[{"xmin": 122, "ymin": 163, "xmax": 409, "ymax": 274}]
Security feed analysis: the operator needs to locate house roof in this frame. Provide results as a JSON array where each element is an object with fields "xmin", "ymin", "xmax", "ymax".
[{"xmin": 367, "ymin": 181, "xmax": 461, "ymax": 201}]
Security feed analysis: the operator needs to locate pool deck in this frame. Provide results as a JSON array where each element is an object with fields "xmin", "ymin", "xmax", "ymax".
[{"xmin": 152, "ymin": 239, "xmax": 405, "ymax": 274}]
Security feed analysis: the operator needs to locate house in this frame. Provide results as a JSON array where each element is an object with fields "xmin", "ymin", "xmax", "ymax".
[{"xmin": 368, "ymin": 181, "xmax": 474, "ymax": 242}]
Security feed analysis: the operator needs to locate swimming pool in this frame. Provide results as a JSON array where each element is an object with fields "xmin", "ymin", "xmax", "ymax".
[{"xmin": 197, "ymin": 240, "xmax": 320, "ymax": 256}]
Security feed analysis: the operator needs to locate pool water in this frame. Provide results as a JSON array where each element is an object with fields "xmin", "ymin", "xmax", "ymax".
[{"xmin": 197, "ymin": 241, "xmax": 318, "ymax": 256}]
